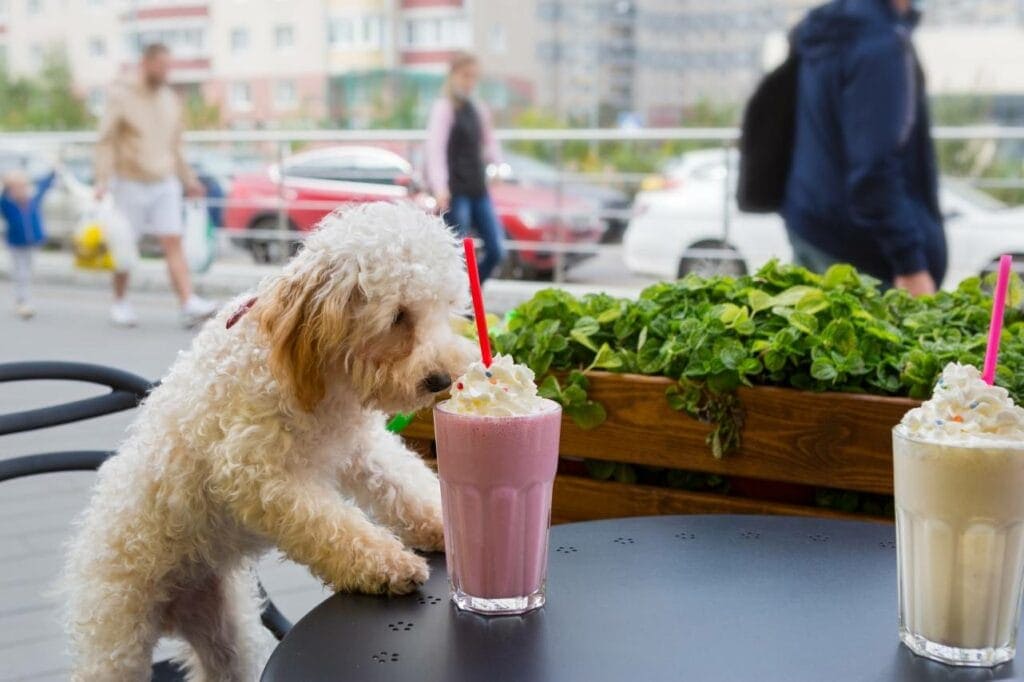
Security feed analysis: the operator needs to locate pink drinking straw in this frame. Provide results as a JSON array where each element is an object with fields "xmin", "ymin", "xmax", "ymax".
[
  {"xmin": 463, "ymin": 238, "xmax": 492, "ymax": 367},
  {"xmin": 982, "ymin": 254, "xmax": 1014, "ymax": 385}
]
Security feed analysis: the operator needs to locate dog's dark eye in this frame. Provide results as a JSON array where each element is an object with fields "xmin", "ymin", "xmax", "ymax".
[{"xmin": 393, "ymin": 309, "xmax": 407, "ymax": 326}]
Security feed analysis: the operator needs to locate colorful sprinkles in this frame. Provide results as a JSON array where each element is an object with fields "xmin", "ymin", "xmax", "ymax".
[{"xmin": 455, "ymin": 382, "xmax": 464, "ymax": 391}]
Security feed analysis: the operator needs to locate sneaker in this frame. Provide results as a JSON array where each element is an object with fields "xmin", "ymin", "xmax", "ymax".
[
  {"xmin": 180, "ymin": 295, "xmax": 218, "ymax": 329},
  {"xmin": 110, "ymin": 300, "xmax": 138, "ymax": 328},
  {"xmin": 15, "ymin": 303, "xmax": 34, "ymax": 320}
]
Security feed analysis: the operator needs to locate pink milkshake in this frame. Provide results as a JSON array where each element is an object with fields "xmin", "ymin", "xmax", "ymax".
[{"xmin": 434, "ymin": 355, "xmax": 562, "ymax": 615}]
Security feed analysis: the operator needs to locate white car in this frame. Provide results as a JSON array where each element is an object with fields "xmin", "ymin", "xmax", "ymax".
[{"xmin": 623, "ymin": 148, "xmax": 1024, "ymax": 287}]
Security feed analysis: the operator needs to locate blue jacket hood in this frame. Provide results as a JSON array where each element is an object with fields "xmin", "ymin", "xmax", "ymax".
[{"xmin": 794, "ymin": 0, "xmax": 918, "ymax": 61}]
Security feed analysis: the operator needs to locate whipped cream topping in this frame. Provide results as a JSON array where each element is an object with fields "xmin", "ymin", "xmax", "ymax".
[
  {"xmin": 445, "ymin": 354, "xmax": 550, "ymax": 416},
  {"xmin": 899, "ymin": 362, "xmax": 1024, "ymax": 443}
]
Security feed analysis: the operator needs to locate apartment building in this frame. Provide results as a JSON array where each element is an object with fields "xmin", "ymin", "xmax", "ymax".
[
  {"xmin": 923, "ymin": 0, "xmax": 1024, "ymax": 26},
  {"xmin": 632, "ymin": 0, "xmax": 808, "ymax": 124},
  {"xmin": 534, "ymin": 0, "xmax": 631, "ymax": 125},
  {"xmin": 3, "ymin": 0, "xmax": 124, "ymax": 108},
  {"xmin": 531, "ymin": 0, "xmax": 814, "ymax": 126},
  {"xmin": 3, "ymin": 0, "xmax": 1020, "ymax": 129},
  {"xmin": 329, "ymin": 0, "xmax": 543, "ymax": 127},
  {"xmin": 325, "ymin": 0, "xmax": 394, "ymax": 72},
  {"xmin": 328, "ymin": 0, "xmax": 465, "ymax": 127},
  {"xmin": 623, "ymin": 0, "xmax": 1023, "ymax": 124},
  {"xmin": 206, "ymin": 0, "xmax": 330, "ymax": 126}
]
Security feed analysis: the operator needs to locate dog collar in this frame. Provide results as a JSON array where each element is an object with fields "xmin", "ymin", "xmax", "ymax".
[{"xmin": 226, "ymin": 296, "xmax": 258, "ymax": 329}]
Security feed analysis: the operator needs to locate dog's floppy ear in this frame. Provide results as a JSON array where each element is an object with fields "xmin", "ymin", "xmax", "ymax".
[{"xmin": 256, "ymin": 265, "xmax": 358, "ymax": 412}]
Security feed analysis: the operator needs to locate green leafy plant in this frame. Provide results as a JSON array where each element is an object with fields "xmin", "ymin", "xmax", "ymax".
[
  {"xmin": 815, "ymin": 488, "xmax": 896, "ymax": 517},
  {"xmin": 666, "ymin": 379, "xmax": 745, "ymax": 459},
  {"xmin": 492, "ymin": 261, "xmax": 1024, "ymax": 457},
  {"xmin": 583, "ymin": 459, "xmax": 730, "ymax": 492},
  {"xmin": 539, "ymin": 371, "xmax": 607, "ymax": 430}
]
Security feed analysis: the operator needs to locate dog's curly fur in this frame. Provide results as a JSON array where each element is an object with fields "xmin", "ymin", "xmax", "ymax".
[{"xmin": 62, "ymin": 202, "xmax": 472, "ymax": 681}]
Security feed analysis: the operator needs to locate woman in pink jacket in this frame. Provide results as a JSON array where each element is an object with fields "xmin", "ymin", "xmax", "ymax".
[{"xmin": 425, "ymin": 52, "xmax": 505, "ymax": 282}]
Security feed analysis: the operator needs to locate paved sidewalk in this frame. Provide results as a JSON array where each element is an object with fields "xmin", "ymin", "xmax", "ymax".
[
  {"xmin": 0, "ymin": 249, "xmax": 277, "ymax": 299},
  {"xmin": 0, "ymin": 249, "xmax": 648, "ymax": 314}
]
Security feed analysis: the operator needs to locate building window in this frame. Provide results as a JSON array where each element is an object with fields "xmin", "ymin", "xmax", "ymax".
[
  {"xmin": 537, "ymin": 41, "xmax": 562, "ymax": 63},
  {"xmin": 274, "ymin": 24, "xmax": 294, "ymax": 49},
  {"xmin": 488, "ymin": 23, "xmax": 506, "ymax": 54},
  {"xmin": 537, "ymin": 1, "xmax": 562, "ymax": 21},
  {"xmin": 230, "ymin": 27, "xmax": 248, "ymax": 53},
  {"xmin": 87, "ymin": 87, "xmax": 104, "ymax": 115},
  {"xmin": 274, "ymin": 80, "xmax": 296, "ymax": 109},
  {"xmin": 363, "ymin": 15, "xmax": 383, "ymax": 46},
  {"xmin": 29, "ymin": 43, "xmax": 43, "ymax": 68},
  {"xmin": 229, "ymin": 82, "xmax": 251, "ymax": 111},
  {"xmin": 26, "ymin": 0, "xmax": 41, "ymax": 14},
  {"xmin": 128, "ymin": 27, "xmax": 206, "ymax": 59},
  {"xmin": 330, "ymin": 17, "xmax": 354, "ymax": 45},
  {"xmin": 402, "ymin": 16, "xmax": 469, "ymax": 49},
  {"xmin": 328, "ymin": 13, "xmax": 386, "ymax": 49},
  {"xmin": 88, "ymin": 36, "xmax": 106, "ymax": 57}
]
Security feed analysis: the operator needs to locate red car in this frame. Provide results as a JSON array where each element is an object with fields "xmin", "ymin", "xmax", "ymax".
[{"xmin": 224, "ymin": 145, "xmax": 606, "ymax": 277}]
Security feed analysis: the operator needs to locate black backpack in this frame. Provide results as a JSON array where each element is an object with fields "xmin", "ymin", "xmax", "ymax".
[{"xmin": 736, "ymin": 51, "xmax": 799, "ymax": 213}]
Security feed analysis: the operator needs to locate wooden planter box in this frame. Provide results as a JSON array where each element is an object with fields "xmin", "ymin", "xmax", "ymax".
[{"xmin": 403, "ymin": 372, "xmax": 919, "ymax": 524}]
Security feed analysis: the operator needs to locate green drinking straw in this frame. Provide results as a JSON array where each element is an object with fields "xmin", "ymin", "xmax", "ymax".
[{"xmin": 386, "ymin": 412, "xmax": 415, "ymax": 434}]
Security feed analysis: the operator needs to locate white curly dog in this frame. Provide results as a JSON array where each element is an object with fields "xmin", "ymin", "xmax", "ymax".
[{"xmin": 63, "ymin": 202, "xmax": 472, "ymax": 681}]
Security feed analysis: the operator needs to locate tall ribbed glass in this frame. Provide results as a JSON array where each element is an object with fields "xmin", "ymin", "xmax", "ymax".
[
  {"xmin": 433, "ymin": 399, "xmax": 561, "ymax": 615},
  {"xmin": 894, "ymin": 428, "xmax": 1024, "ymax": 667}
]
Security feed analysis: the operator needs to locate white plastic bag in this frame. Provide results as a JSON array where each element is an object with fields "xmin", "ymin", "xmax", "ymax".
[
  {"xmin": 101, "ymin": 199, "xmax": 140, "ymax": 274},
  {"xmin": 72, "ymin": 199, "xmax": 139, "ymax": 273},
  {"xmin": 183, "ymin": 200, "xmax": 216, "ymax": 273}
]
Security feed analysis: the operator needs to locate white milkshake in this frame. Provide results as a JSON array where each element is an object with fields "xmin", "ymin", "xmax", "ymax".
[{"xmin": 894, "ymin": 363, "xmax": 1024, "ymax": 667}]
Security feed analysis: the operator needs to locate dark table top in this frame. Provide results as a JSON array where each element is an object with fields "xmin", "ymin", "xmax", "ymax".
[{"xmin": 261, "ymin": 515, "xmax": 1024, "ymax": 682}]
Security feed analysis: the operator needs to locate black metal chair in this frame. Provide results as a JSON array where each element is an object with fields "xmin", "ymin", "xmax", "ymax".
[{"xmin": 0, "ymin": 361, "xmax": 291, "ymax": 681}]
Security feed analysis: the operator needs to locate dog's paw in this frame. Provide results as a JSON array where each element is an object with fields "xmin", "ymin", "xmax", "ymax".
[
  {"xmin": 382, "ymin": 550, "xmax": 430, "ymax": 596},
  {"xmin": 401, "ymin": 507, "xmax": 445, "ymax": 552}
]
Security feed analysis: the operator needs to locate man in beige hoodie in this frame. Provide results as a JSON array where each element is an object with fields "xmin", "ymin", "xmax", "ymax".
[{"xmin": 94, "ymin": 43, "xmax": 217, "ymax": 328}]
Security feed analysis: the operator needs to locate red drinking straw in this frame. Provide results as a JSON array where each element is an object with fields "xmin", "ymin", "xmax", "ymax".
[
  {"xmin": 463, "ymin": 237, "xmax": 492, "ymax": 367},
  {"xmin": 982, "ymin": 254, "xmax": 1014, "ymax": 385}
]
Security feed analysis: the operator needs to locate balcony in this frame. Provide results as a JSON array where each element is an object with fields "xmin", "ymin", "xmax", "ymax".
[
  {"xmin": 117, "ymin": 57, "xmax": 211, "ymax": 84},
  {"xmin": 400, "ymin": 49, "xmax": 459, "ymax": 66},
  {"xmin": 121, "ymin": 0, "xmax": 209, "ymax": 21},
  {"xmin": 401, "ymin": 0, "xmax": 463, "ymax": 9}
]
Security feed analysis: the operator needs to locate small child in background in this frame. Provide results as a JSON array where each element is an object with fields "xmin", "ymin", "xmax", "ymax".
[{"xmin": 2, "ymin": 169, "xmax": 56, "ymax": 319}]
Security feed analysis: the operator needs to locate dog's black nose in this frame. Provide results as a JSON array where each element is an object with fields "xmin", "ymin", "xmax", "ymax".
[{"xmin": 423, "ymin": 372, "xmax": 453, "ymax": 393}]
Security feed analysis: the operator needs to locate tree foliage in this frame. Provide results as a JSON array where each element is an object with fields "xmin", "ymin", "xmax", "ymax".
[
  {"xmin": 0, "ymin": 49, "xmax": 93, "ymax": 130},
  {"xmin": 183, "ymin": 93, "xmax": 222, "ymax": 130},
  {"xmin": 931, "ymin": 94, "xmax": 1024, "ymax": 205},
  {"xmin": 508, "ymin": 99, "xmax": 737, "ymax": 175}
]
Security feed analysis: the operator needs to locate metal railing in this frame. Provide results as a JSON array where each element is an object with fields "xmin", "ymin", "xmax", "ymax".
[{"xmin": 1, "ymin": 126, "xmax": 1022, "ymax": 284}]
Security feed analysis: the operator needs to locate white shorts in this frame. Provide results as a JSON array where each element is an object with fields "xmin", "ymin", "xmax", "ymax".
[{"xmin": 112, "ymin": 177, "xmax": 183, "ymax": 237}]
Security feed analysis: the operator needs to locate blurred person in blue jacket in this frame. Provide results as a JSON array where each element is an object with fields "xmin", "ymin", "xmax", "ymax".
[
  {"xmin": 2, "ymin": 169, "xmax": 56, "ymax": 319},
  {"xmin": 783, "ymin": 0, "xmax": 945, "ymax": 295}
]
